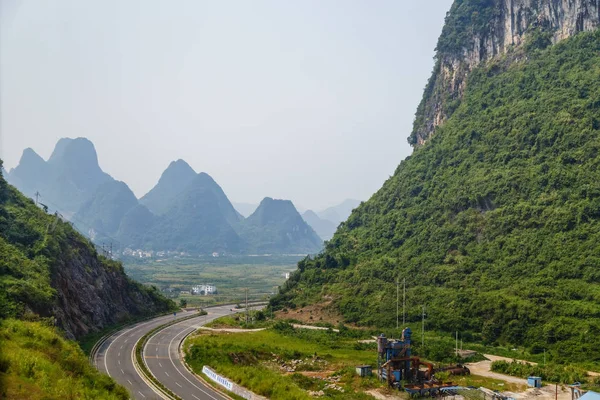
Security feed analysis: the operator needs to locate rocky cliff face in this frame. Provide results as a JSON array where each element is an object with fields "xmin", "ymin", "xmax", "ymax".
[
  {"xmin": 0, "ymin": 164, "xmax": 173, "ymax": 340},
  {"xmin": 410, "ymin": 0, "xmax": 600, "ymax": 146},
  {"xmin": 51, "ymin": 233, "xmax": 172, "ymax": 339}
]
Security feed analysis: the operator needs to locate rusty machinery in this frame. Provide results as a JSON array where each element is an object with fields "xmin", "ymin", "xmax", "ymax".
[{"xmin": 377, "ymin": 329, "xmax": 470, "ymax": 394}]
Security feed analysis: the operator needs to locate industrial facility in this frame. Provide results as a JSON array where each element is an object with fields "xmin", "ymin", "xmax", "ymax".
[{"xmin": 377, "ymin": 328, "xmax": 470, "ymax": 396}]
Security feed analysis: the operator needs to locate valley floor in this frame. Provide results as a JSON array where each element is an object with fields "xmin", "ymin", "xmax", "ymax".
[{"xmin": 184, "ymin": 312, "xmax": 600, "ymax": 400}]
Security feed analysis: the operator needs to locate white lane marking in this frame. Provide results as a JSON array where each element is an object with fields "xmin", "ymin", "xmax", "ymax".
[
  {"xmin": 121, "ymin": 368, "xmax": 124, "ymax": 374},
  {"xmin": 159, "ymin": 362, "xmax": 163, "ymax": 368},
  {"xmin": 138, "ymin": 391, "xmax": 146, "ymax": 398},
  {"xmin": 118, "ymin": 360, "xmax": 121, "ymax": 365},
  {"xmin": 103, "ymin": 326, "xmax": 135, "ymax": 378},
  {"xmin": 100, "ymin": 314, "xmax": 180, "ymax": 380},
  {"xmin": 193, "ymin": 395, "xmax": 201, "ymax": 400},
  {"xmin": 118, "ymin": 352, "xmax": 121, "ymax": 357},
  {"xmin": 155, "ymin": 347, "xmax": 158, "ymax": 353},
  {"xmin": 120, "ymin": 345, "xmax": 123, "ymax": 350},
  {"xmin": 124, "ymin": 339, "xmax": 128, "ymax": 343},
  {"xmin": 165, "ymin": 372, "xmax": 170, "ymax": 377},
  {"xmin": 176, "ymin": 382, "xmax": 182, "ymax": 388},
  {"xmin": 167, "ymin": 322, "xmax": 222, "ymax": 400},
  {"xmin": 127, "ymin": 379, "xmax": 133, "ymax": 385}
]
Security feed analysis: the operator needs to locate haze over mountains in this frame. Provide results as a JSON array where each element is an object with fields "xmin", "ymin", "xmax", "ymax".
[
  {"xmin": 234, "ymin": 199, "xmax": 361, "ymax": 241},
  {"xmin": 6, "ymin": 137, "xmax": 327, "ymax": 255}
]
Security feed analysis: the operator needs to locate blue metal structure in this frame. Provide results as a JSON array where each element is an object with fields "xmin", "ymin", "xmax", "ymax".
[
  {"xmin": 527, "ymin": 376, "xmax": 542, "ymax": 388},
  {"xmin": 378, "ymin": 328, "xmax": 423, "ymax": 387}
]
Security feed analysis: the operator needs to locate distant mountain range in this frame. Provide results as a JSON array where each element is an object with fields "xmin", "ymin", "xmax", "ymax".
[
  {"xmin": 6, "ymin": 138, "xmax": 327, "ymax": 255},
  {"xmin": 301, "ymin": 210, "xmax": 337, "ymax": 241},
  {"xmin": 7, "ymin": 138, "xmax": 113, "ymax": 216},
  {"xmin": 316, "ymin": 199, "xmax": 361, "ymax": 225},
  {"xmin": 232, "ymin": 200, "xmax": 361, "ymax": 241},
  {"xmin": 232, "ymin": 202, "xmax": 258, "ymax": 218}
]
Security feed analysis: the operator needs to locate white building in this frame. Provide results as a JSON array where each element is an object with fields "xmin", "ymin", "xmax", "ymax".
[{"xmin": 191, "ymin": 284, "xmax": 217, "ymax": 296}]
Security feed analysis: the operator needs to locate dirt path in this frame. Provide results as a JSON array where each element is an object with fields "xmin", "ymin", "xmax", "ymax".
[
  {"xmin": 466, "ymin": 354, "xmax": 580, "ymax": 400},
  {"xmin": 466, "ymin": 358, "xmax": 528, "ymax": 385},
  {"xmin": 291, "ymin": 324, "xmax": 339, "ymax": 332},
  {"xmin": 197, "ymin": 326, "xmax": 265, "ymax": 332},
  {"xmin": 478, "ymin": 354, "xmax": 600, "ymax": 377}
]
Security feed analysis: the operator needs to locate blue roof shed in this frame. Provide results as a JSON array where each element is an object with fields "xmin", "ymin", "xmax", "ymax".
[
  {"xmin": 580, "ymin": 391, "xmax": 600, "ymax": 400},
  {"xmin": 527, "ymin": 376, "xmax": 542, "ymax": 388}
]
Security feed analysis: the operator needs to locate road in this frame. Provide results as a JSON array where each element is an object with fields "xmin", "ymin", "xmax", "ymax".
[{"xmin": 94, "ymin": 305, "xmax": 237, "ymax": 400}]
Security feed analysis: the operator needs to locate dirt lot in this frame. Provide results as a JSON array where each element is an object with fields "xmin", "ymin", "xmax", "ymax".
[
  {"xmin": 274, "ymin": 298, "xmax": 346, "ymax": 325},
  {"xmin": 466, "ymin": 355, "xmax": 573, "ymax": 400}
]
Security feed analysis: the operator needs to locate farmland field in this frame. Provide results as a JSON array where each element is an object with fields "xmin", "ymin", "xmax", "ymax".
[{"xmin": 122, "ymin": 255, "xmax": 301, "ymax": 307}]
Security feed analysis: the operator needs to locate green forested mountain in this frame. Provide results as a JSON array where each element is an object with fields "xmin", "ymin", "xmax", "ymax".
[
  {"xmin": 9, "ymin": 141, "xmax": 323, "ymax": 255},
  {"xmin": 241, "ymin": 198, "xmax": 323, "ymax": 254},
  {"xmin": 273, "ymin": 15, "xmax": 600, "ymax": 362},
  {"xmin": 138, "ymin": 172, "xmax": 245, "ymax": 253},
  {"xmin": 0, "ymin": 159, "xmax": 174, "ymax": 333},
  {"xmin": 4, "ymin": 148, "xmax": 47, "ymax": 199},
  {"xmin": 116, "ymin": 204, "xmax": 157, "ymax": 247},
  {"xmin": 7, "ymin": 138, "xmax": 114, "ymax": 215},
  {"xmin": 0, "ymin": 159, "xmax": 174, "ymax": 397},
  {"xmin": 140, "ymin": 159, "xmax": 197, "ymax": 215},
  {"xmin": 74, "ymin": 180, "xmax": 139, "ymax": 242}
]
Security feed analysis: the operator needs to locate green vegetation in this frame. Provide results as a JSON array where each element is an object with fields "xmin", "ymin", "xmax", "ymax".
[
  {"xmin": 240, "ymin": 197, "xmax": 323, "ymax": 254},
  {"xmin": 185, "ymin": 324, "xmax": 382, "ymax": 399},
  {"xmin": 121, "ymin": 171, "xmax": 322, "ymax": 255},
  {"xmin": 139, "ymin": 159, "xmax": 197, "ymax": 216},
  {"xmin": 0, "ymin": 318, "xmax": 128, "ymax": 399},
  {"xmin": 274, "ymin": 30, "xmax": 600, "ymax": 365},
  {"xmin": 0, "ymin": 158, "xmax": 174, "ymax": 321},
  {"xmin": 124, "ymin": 255, "xmax": 299, "ymax": 307},
  {"xmin": 74, "ymin": 180, "xmax": 139, "ymax": 242},
  {"xmin": 491, "ymin": 360, "xmax": 589, "ymax": 385},
  {"xmin": 0, "ymin": 159, "xmax": 175, "ymax": 397},
  {"xmin": 205, "ymin": 310, "xmax": 274, "ymax": 329},
  {"xmin": 435, "ymin": 0, "xmax": 498, "ymax": 55},
  {"xmin": 6, "ymin": 137, "xmax": 114, "ymax": 215}
]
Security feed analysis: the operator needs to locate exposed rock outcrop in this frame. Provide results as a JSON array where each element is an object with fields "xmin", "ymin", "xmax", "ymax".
[
  {"xmin": 51, "ymin": 233, "xmax": 172, "ymax": 339},
  {"xmin": 410, "ymin": 0, "xmax": 600, "ymax": 146}
]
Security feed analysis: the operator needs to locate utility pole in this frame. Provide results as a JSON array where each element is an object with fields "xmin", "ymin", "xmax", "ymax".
[
  {"xmin": 421, "ymin": 305, "xmax": 425, "ymax": 348},
  {"xmin": 245, "ymin": 288, "xmax": 249, "ymax": 324},
  {"xmin": 396, "ymin": 278, "xmax": 399, "ymax": 330},
  {"xmin": 403, "ymin": 278, "xmax": 406, "ymax": 326},
  {"xmin": 35, "ymin": 191, "xmax": 40, "ymax": 206},
  {"xmin": 456, "ymin": 331, "xmax": 459, "ymax": 357}
]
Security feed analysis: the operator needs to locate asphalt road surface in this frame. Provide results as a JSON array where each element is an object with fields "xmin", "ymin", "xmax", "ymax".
[{"xmin": 94, "ymin": 305, "xmax": 238, "ymax": 400}]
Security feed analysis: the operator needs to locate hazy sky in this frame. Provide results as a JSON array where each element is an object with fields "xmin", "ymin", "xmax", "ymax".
[{"xmin": 1, "ymin": 0, "xmax": 452, "ymax": 210}]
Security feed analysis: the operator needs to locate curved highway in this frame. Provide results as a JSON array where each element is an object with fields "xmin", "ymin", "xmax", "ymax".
[{"xmin": 94, "ymin": 305, "xmax": 237, "ymax": 399}]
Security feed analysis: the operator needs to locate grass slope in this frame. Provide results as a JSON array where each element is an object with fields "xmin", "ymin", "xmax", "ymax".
[
  {"xmin": 0, "ymin": 319, "xmax": 128, "ymax": 399},
  {"xmin": 273, "ymin": 30, "xmax": 600, "ymax": 364},
  {"xmin": 185, "ymin": 324, "xmax": 379, "ymax": 400}
]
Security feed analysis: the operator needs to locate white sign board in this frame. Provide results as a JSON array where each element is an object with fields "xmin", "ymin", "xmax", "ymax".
[{"xmin": 202, "ymin": 366, "xmax": 233, "ymax": 391}]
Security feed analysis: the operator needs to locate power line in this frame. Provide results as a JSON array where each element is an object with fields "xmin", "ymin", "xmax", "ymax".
[{"xmin": 33, "ymin": 193, "xmax": 120, "ymax": 259}]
